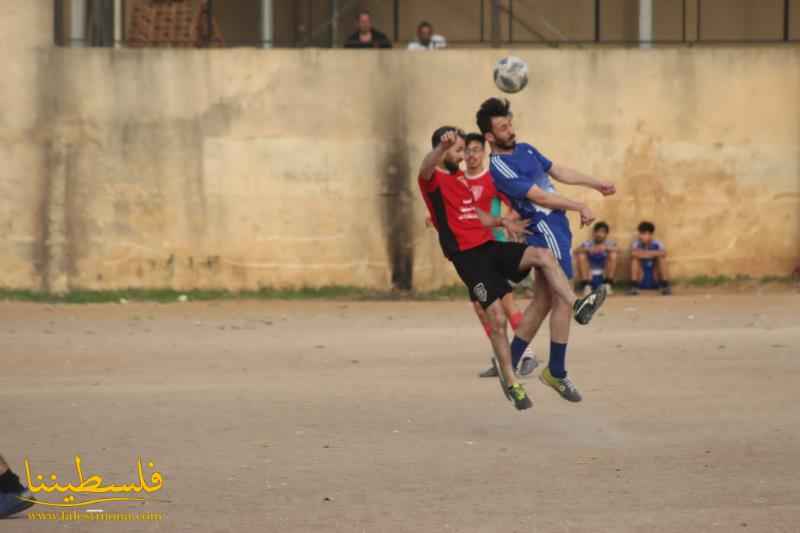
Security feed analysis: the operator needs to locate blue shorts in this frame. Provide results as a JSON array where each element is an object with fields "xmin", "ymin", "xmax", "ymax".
[{"xmin": 527, "ymin": 216, "xmax": 573, "ymax": 279}]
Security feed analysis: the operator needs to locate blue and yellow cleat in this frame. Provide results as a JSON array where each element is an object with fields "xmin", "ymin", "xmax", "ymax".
[
  {"xmin": 540, "ymin": 367, "xmax": 583, "ymax": 403},
  {"xmin": 507, "ymin": 382, "xmax": 533, "ymax": 410}
]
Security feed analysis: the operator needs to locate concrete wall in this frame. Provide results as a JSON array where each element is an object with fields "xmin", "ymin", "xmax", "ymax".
[{"xmin": 2, "ymin": 1, "xmax": 799, "ymax": 292}]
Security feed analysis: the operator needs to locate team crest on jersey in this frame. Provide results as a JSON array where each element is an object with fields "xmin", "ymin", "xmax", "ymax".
[
  {"xmin": 473, "ymin": 283, "xmax": 488, "ymax": 303},
  {"xmin": 470, "ymin": 185, "xmax": 484, "ymax": 201}
]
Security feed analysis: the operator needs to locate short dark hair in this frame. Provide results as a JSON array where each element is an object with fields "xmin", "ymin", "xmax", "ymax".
[
  {"xmin": 638, "ymin": 221, "xmax": 655, "ymax": 233},
  {"xmin": 418, "ymin": 21, "xmax": 433, "ymax": 31},
  {"xmin": 593, "ymin": 221, "xmax": 609, "ymax": 233},
  {"xmin": 431, "ymin": 126, "xmax": 465, "ymax": 148},
  {"xmin": 476, "ymin": 97, "xmax": 511, "ymax": 135},
  {"xmin": 464, "ymin": 132, "xmax": 485, "ymax": 148}
]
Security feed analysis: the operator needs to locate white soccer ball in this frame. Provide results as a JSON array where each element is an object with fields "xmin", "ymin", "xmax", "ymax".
[{"xmin": 493, "ymin": 56, "xmax": 529, "ymax": 94}]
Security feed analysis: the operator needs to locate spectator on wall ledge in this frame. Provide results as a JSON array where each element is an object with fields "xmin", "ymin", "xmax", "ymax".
[
  {"xmin": 407, "ymin": 21, "xmax": 447, "ymax": 50},
  {"xmin": 344, "ymin": 11, "xmax": 392, "ymax": 48}
]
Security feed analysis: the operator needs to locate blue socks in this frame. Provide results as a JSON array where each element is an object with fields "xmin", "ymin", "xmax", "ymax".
[
  {"xmin": 549, "ymin": 342, "xmax": 568, "ymax": 378},
  {"xmin": 510, "ymin": 336, "xmax": 529, "ymax": 368},
  {"xmin": 511, "ymin": 338, "xmax": 569, "ymax": 378}
]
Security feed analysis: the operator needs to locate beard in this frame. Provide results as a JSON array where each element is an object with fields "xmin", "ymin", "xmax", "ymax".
[
  {"xmin": 495, "ymin": 136, "xmax": 517, "ymax": 150},
  {"xmin": 443, "ymin": 159, "xmax": 460, "ymax": 173}
]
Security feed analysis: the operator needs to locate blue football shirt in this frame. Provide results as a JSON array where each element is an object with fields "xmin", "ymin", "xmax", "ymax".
[{"xmin": 489, "ymin": 142, "xmax": 567, "ymax": 229}]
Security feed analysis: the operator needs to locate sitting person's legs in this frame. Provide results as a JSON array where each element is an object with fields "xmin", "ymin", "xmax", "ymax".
[
  {"xmin": 654, "ymin": 255, "xmax": 672, "ymax": 295},
  {"xmin": 629, "ymin": 257, "xmax": 642, "ymax": 294},
  {"xmin": 639, "ymin": 259, "xmax": 659, "ymax": 290},
  {"xmin": 576, "ymin": 253, "xmax": 593, "ymax": 294},
  {"xmin": 605, "ymin": 249, "xmax": 618, "ymax": 289}
]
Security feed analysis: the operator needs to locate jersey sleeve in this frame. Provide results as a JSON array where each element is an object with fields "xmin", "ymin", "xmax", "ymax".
[
  {"xmin": 418, "ymin": 171, "xmax": 439, "ymax": 192},
  {"xmin": 490, "ymin": 158, "xmax": 536, "ymax": 200},
  {"xmin": 523, "ymin": 143, "xmax": 553, "ymax": 173},
  {"xmin": 631, "ymin": 239, "xmax": 642, "ymax": 250},
  {"xmin": 652, "ymin": 240, "xmax": 665, "ymax": 251}
]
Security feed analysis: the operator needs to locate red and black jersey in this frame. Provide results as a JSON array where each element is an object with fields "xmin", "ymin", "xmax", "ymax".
[
  {"xmin": 419, "ymin": 167, "xmax": 493, "ymax": 259},
  {"xmin": 464, "ymin": 168, "xmax": 511, "ymax": 213}
]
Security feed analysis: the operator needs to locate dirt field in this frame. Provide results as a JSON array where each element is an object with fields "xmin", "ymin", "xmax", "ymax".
[{"xmin": 1, "ymin": 292, "xmax": 799, "ymax": 532}]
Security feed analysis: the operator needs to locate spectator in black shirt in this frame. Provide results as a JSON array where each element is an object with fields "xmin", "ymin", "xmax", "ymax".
[{"xmin": 344, "ymin": 11, "xmax": 392, "ymax": 48}]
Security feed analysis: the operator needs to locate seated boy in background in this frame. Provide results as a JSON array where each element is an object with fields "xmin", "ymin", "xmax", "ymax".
[
  {"xmin": 575, "ymin": 221, "xmax": 618, "ymax": 296},
  {"xmin": 629, "ymin": 221, "xmax": 672, "ymax": 295}
]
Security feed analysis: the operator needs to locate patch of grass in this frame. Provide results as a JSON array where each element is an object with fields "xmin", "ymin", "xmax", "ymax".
[
  {"xmin": 678, "ymin": 274, "xmax": 794, "ymax": 288},
  {"xmin": 681, "ymin": 275, "xmax": 732, "ymax": 287},
  {"xmin": 1, "ymin": 274, "xmax": 795, "ymax": 304},
  {"xmin": 0, "ymin": 285, "xmax": 475, "ymax": 305},
  {"xmin": 759, "ymin": 275, "xmax": 794, "ymax": 284}
]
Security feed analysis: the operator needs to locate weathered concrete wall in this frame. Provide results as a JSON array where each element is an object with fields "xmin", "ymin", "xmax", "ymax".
[
  {"xmin": 1, "ymin": 2, "xmax": 799, "ymax": 291},
  {"xmin": 0, "ymin": 3, "xmax": 53, "ymax": 289}
]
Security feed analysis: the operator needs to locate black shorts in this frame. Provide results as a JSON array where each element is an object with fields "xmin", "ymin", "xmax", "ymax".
[{"xmin": 452, "ymin": 241, "xmax": 531, "ymax": 309}]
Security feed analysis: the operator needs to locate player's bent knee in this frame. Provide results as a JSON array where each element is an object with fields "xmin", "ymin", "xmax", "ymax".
[
  {"xmin": 523, "ymin": 246, "xmax": 555, "ymax": 268},
  {"xmin": 486, "ymin": 303, "xmax": 507, "ymax": 334},
  {"xmin": 551, "ymin": 295, "xmax": 570, "ymax": 313}
]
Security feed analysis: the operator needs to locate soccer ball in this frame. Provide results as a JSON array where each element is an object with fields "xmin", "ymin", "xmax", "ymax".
[{"xmin": 493, "ymin": 56, "xmax": 529, "ymax": 94}]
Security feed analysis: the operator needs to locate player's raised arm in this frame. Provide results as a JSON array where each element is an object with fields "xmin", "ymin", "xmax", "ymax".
[
  {"xmin": 548, "ymin": 164, "xmax": 616, "ymax": 196},
  {"xmin": 525, "ymin": 185, "xmax": 596, "ymax": 227},
  {"xmin": 418, "ymin": 130, "xmax": 457, "ymax": 181}
]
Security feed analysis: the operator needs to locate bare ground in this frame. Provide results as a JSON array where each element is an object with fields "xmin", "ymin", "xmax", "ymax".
[{"xmin": 1, "ymin": 292, "xmax": 799, "ymax": 532}]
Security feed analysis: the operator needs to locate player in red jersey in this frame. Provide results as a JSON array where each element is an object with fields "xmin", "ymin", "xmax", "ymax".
[
  {"xmin": 462, "ymin": 132, "xmax": 538, "ymax": 377},
  {"xmin": 418, "ymin": 127, "xmax": 607, "ymax": 410}
]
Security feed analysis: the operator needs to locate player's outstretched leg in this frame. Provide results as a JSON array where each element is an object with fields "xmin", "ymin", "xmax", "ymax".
[
  {"xmin": 504, "ymin": 269, "xmax": 553, "ymax": 377},
  {"xmin": 484, "ymin": 300, "xmax": 532, "ymax": 410},
  {"xmin": 518, "ymin": 246, "xmax": 607, "ymax": 325},
  {"xmin": 475, "ymin": 297, "xmax": 538, "ymax": 379},
  {"xmin": 500, "ymin": 292, "xmax": 539, "ymax": 375},
  {"xmin": 539, "ymin": 286, "xmax": 583, "ymax": 402},
  {"xmin": 479, "ymin": 347, "xmax": 537, "ymax": 378},
  {"xmin": 0, "ymin": 455, "xmax": 36, "ymax": 519}
]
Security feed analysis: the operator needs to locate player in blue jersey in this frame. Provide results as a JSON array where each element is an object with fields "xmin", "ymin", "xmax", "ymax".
[
  {"xmin": 629, "ymin": 221, "xmax": 672, "ymax": 295},
  {"xmin": 575, "ymin": 221, "xmax": 618, "ymax": 296},
  {"xmin": 476, "ymin": 97, "xmax": 615, "ymax": 402}
]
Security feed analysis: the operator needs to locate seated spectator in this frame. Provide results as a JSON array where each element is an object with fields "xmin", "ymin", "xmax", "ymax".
[
  {"xmin": 407, "ymin": 21, "xmax": 447, "ymax": 50},
  {"xmin": 575, "ymin": 221, "xmax": 618, "ymax": 296},
  {"xmin": 344, "ymin": 11, "xmax": 392, "ymax": 49},
  {"xmin": 629, "ymin": 221, "xmax": 671, "ymax": 295}
]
